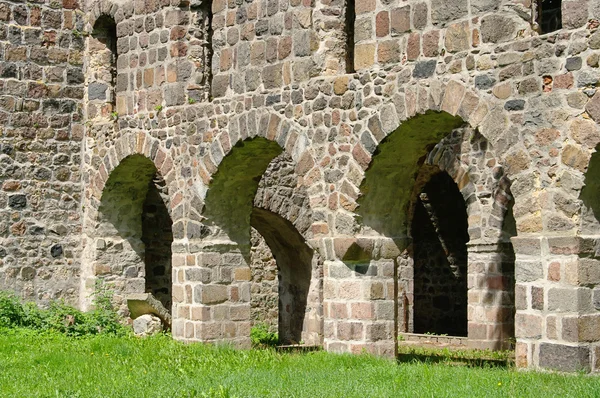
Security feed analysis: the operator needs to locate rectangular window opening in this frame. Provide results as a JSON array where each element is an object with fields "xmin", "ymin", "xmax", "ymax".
[
  {"xmin": 537, "ymin": 0, "xmax": 562, "ymax": 34},
  {"xmin": 345, "ymin": 0, "xmax": 355, "ymax": 74}
]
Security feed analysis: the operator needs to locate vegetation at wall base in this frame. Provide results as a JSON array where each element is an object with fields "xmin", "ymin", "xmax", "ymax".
[
  {"xmin": 250, "ymin": 322, "xmax": 279, "ymax": 348},
  {"xmin": 1, "ymin": 330, "xmax": 599, "ymax": 397},
  {"xmin": 0, "ymin": 283, "xmax": 128, "ymax": 337},
  {"xmin": 397, "ymin": 345, "xmax": 515, "ymax": 367}
]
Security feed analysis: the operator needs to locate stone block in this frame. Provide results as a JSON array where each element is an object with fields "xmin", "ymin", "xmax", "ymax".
[
  {"xmin": 194, "ymin": 285, "xmax": 228, "ymax": 305},
  {"xmin": 127, "ymin": 292, "xmax": 172, "ymax": 328},
  {"xmin": 431, "ymin": 0, "xmax": 467, "ymax": 26},
  {"xmin": 355, "ymin": 44, "xmax": 375, "ymax": 70},
  {"xmin": 539, "ymin": 343, "xmax": 590, "ymax": 372},
  {"xmin": 562, "ymin": 0, "xmax": 589, "ymax": 29},
  {"xmin": 547, "ymin": 287, "xmax": 590, "ymax": 312},
  {"xmin": 480, "ymin": 15, "xmax": 516, "ymax": 43},
  {"xmin": 445, "ymin": 22, "xmax": 470, "ymax": 53},
  {"xmin": 390, "ymin": 6, "xmax": 410, "ymax": 35},
  {"xmin": 515, "ymin": 261, "xmax": 542, "ymax": 282},
  {"xmin": 133, "ymin": 314, "xmax": 163, "ymax": 336},
  {"xmin": 515, "ymin": 313, "xmax": 542, "ymax": 339}
]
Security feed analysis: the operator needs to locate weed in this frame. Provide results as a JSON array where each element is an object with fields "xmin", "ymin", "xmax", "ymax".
[
  {"xmin": 250, "ymin": 323, "xmax": 278, "ymax": 348},
  {"xmin": 188, "ymin": 98, "xmax": 196, "ymax": 104},
  {"xmin": 154, "ymin": 105, "xmax": 163, "ymax": 113},
  {"xmin": 0, "ymin": 281, "xmax": 127, "ymax": 337}
]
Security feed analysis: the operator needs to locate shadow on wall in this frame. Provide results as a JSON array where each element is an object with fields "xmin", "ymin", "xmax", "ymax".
[
  {"xmin": 98, "ymin": 154, "xmax": 173, "ymax": 310},
  {"xmin": 251, "ymin": 208, "xmax": 313, "ymax": 345},
  {"xmin": 202, "ymin": 138, "xmax": 282, "ymax": 259},
  {"xmin": 580, "ymin": 145, "xmax": 600, "ymax": 234},
  {"xmin": 357, "ymin": 111, "xmax": 465, "ymax": 249},
  {"xmin": 412, "ymin": 171, "xmax": 469, "ymax": 337}
]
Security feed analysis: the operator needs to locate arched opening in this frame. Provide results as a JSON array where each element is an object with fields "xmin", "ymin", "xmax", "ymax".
[
  {"xmin": 251, "ymin": 208, "xmax": 313, "ymax": 344},
  {"xmin": 358, "ymin": 112, "xmax": 516, "ymax": 349},
  {"xmin": 88, "ymin": 15, "xmax": 117, "ymax": 118},
  {"xmin": 202, "ymin": 138, "xmax": 319, "ymax": 345},
  {"xmin": 96, "ymin": 155, "xmax": 173, "ymax": 312},
  {"xmin": 412, "ymin": 171, "xmax": 468, "ymax": 336},
  {"xmin": 580, "ymin": 144, "xmax": 600, "ymax": 234}
]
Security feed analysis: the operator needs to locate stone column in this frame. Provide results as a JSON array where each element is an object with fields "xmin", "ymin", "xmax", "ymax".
[
  {"xmin": 171, "ymin": 239, "xmax": 251, "ymax": 348},
  {"xmin": 322, "ymin": 237, "xmax": 398, "ymax": 357},
  {"xmin": 513, "ymin": 236, "xmax": 600, "ymax": 372},
  {"xmin": 467, "ymin": 242, "xmax": 515, "ymax": 350}
]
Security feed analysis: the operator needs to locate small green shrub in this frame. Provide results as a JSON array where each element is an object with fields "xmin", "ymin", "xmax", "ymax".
[
  {"xmin": 0, "ymin": 291, "xmax": 25, "ymax": 328},
  {"xmin": 0, "ymin": 280, "xmax": 128, "ymax": 336},
  {"xmin": 250, "ymin": 323, "xmax": 278, "ymax": 348}
]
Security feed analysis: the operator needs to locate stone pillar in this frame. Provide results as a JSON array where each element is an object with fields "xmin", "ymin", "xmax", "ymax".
[
  {"xmin": 467, "ymin": 242, "xmax": 515, "ymax": 350},
  {"xmin": 322, "ymin": 237, "xmax": 398, "ymax": 357},
  {"xmin": 171, "ymin": 239, "xmax": 251, "ymax": 348},
  {"xmin": 513, "ymin": 236, "xmax": 600, "ymax": 372}
]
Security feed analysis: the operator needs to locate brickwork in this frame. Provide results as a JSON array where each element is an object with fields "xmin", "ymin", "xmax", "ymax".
[{"xmin": 2, "ymin": 0, "xmax": 600, "ymax": 372}]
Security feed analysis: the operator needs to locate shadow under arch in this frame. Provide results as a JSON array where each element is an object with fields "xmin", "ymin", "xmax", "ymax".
[
  {"xmin": 98, "ymin": 154, "xmax": 173, "ymax": 310},
  {"xmin": 580, "ymin": 144, "xmax": 600, "ymax": 234},
  {"xmin": 411, "ymin": 170, "xmax": 469, "ymax": 336},
  {"xmin": 202, "ymin": 138, "xmax": 283, "ymax": 259},
  {"xmin": 357, "ymin": 110, "xmax": 465, "ymax": 248},
  {"xmin": 250, "ymin": 207, "xmax": 313, "ymax": 344}
]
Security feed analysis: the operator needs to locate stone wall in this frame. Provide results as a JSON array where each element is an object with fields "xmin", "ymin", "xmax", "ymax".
[
  {"xmin": 249, "ymin": 227, "xmax": 278, "ymax": 332},
  {"xmin": 2, "ymin": 0, "xmax": 600, "ymax": 372},
  {"xmin": 0, "ymin": 0, "xmax": 85, "ymax": 305}
]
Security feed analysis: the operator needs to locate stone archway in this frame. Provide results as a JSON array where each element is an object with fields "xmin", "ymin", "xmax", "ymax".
[
  {"xmin": 175, "ymin": 133, "xmax": 322, "ymax": 347},
  {"xmin": 84, "ymin": 154, "xmax": 173, "ymax": 314}
]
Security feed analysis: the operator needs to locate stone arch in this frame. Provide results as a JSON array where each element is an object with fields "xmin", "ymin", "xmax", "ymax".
[
  {"xmin": 192, "ymin": 111, "xmax": 316, "ymax": 232},
  {"xmin": 86, "ymin": 1, "xmax": 122, "ymax": 32},
  {"xmin": 352, "ymin": 104, "xmax": 517, "ymax": 349},
  {"xmin": 81, "ymin": 133, "xmax": 179, "ymax": 312},
  {"xmin": 179, "ymin": 117, "xmax": 322, "ymax": 346}
]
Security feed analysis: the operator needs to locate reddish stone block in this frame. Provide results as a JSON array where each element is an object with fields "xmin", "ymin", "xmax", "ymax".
[{"xmin": 376, "ymin": 11, "xmax": 389, "ymax": 37}]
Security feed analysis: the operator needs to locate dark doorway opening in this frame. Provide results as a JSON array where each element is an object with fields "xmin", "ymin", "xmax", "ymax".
[{"xmin": 412, "ymin": 172, "xmax": 469, "ymax": 336}]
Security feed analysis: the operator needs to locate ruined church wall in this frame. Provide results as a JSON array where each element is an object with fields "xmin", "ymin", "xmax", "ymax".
[
  {"xmin": 0, "ymin": 0, "xmax": 86, "ymax": 304},
  {"xmin": 1, "ymin": 0, "xmax": 600, "ymax": 372}
]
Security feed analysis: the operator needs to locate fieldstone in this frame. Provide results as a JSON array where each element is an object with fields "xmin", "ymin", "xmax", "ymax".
[
  {"xmin": 413, "ymin": 60, "xmax": 437, "ymax": 78},
  {"xmin": 88, "ymin": 82, "xmax": 108, "ymax": 101},
  {"xmin": 8, "ymin": 194, "xmax": 26, "ymax": 209},
  {"xmin": 475, "ymin": 75, "xmax": 496, "ymax": 90},
  {"xmin": 445, "ymin": 22, "xmax": 470, "ymax": 53},
  {"xmin": 480, "ymin": 15, "xmax": 516, "ymax": 43},
  {"xmin": 565, "ymin": 57, "xmax": 582, "ymax": 71},
  {"xmin": 127, "ymin": 293, "xmax": 172, "ymax": 328},
  {"xmin": 562, "ymin": 0, "xmax": 589, "ymax": 29},
  {"xmin": 504, "ymin": 100, "xmax": 525, "ymax": 111},
  {"xmin": 133, "ymin": 314, "xmax": 163, "ymax": 336},
  {"xmin": 585, "ymin": 92, "xmax": 600, "ymax": 122},
  {"xmin": 431, "ymin": 0, "xmax": 468, "ymax": 26}
]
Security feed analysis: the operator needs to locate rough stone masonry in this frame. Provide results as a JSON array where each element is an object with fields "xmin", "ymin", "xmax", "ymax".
[{"xmin": 2, "ymin": 0, "xmax": 600, "ymax": 372}]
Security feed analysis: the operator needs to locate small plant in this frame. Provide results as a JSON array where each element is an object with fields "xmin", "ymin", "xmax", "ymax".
[
  {"xmin": 110, "ymin": 111, "xmax": 118, "ymax": 120},
  {"xmin": 250, "ymin": 323, "xmax": 278, "ymax": 348},
  {"xmin": 0, "ymin": 280, "xmax": 127, "ymax": 337},
  {"xmin": 188, "ymin": 98, "xmax": 196, "ymax": 104},
  {"xmin": 154, "ymin": 105, "xmax": 163, "ymax": 113},
  {"xmin": 33, "ymin": 122, "xmax": 40, "ymax": 129}
]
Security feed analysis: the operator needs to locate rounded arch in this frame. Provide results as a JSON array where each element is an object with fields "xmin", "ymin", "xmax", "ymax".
[
  {"xmin": 86, "ymin": 1, "xmax": 126, "ymax": 31},
  {"xmin": 193, "ymin": 111, "xmax": 318, "ymax": 241},
  {"xmin": 80, "ymin": 133, "xmax": 179, "ymax": 312}
]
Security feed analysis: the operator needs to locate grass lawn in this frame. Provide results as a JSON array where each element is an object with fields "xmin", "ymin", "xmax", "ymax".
[{"xmin": 0, "ymin": 330, "xmax": 598, "ymax": 398}]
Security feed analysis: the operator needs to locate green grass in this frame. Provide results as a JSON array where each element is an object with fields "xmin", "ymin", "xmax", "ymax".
[{"xmin": 0, "ymin": 329, "xmax": 598, "ymax": 398}]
